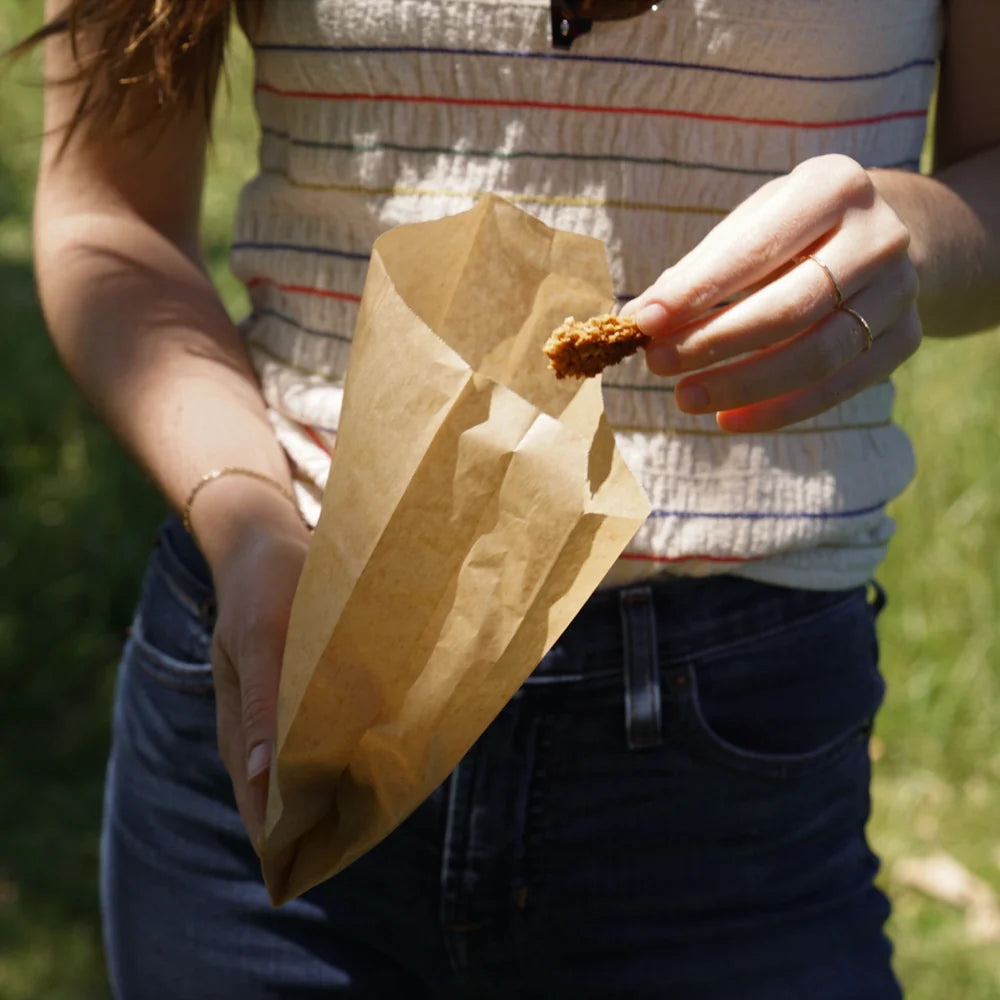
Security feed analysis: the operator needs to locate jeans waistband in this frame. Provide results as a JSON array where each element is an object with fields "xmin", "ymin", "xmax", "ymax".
[
  {"xmin": 535, "ymin": 576, "xmax": 866, "ymax": 679},
  {"xmin": 156, "ymin": 515, "xmax": 865, "ymax": 679}
]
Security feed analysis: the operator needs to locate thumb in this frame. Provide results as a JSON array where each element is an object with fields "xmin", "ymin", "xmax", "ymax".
[
  {"xmin": 243, "ymin": 676, "xmax": 276, "ymax": 788},
  {"xmin": 212, "ymin": 630, "xmax": 280, "ymax": 852},
  {"xmin": 238, "ymin": 646, "xmax": 281, "ymax": 852},
  {"xmin": 210, "ymin": 528, "xmax": 307, "ymax": 848}
]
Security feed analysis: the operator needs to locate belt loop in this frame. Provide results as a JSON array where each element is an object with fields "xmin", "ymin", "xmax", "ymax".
[{"xmin": 618, "ymin": 586, "xmax": 663, "ymax": 750}]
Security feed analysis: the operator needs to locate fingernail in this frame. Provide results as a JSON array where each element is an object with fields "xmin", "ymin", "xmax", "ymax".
[
  {"xmin": 716, "ymin": 410, "xmax": 747, "ymax": 433},
  {"xmin": 645, "ymin": 342, "xmax": 678, "ymax": 376},
  {"xmin": 636, "ymin": 302, "xmax": 668, "ymax": 333},
  {"xmin": 675, "ymin": 383, "xmax": 710, "ymax": 411},
  {"xmin": 247, "ymin": 741, "xmax": 271, "ymax": 783}
]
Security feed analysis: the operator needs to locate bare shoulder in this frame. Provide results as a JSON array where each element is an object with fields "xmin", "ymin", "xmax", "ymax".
[
  {"xmin": 36, "ymin": 0, "xmax": 219, "ymax": 257},
  {"xmin": 934, "ymin": 0, "xmax": 1000, "ymax": 168}
]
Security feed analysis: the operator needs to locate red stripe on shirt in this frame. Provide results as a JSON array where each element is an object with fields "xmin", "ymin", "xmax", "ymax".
[
  {"xmin": 255, "ymin": 83, "xmax": 927, "ymax": 130},
  {"xmin": 301, "ymin": 424, "xmax": 333, "ymax": 456},
  {"xmin": 618, "ymin": 551, "xmax": 762, "ymax": 564},
  {"xmin": 248, "ymin": 277, "xmax": 362, "ymax": 303}
]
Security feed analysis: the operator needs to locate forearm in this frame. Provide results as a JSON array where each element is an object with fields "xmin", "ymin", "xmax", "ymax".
[
  {"xmin": 33, "ymin": 207, "xmax": 308, "ymax": 568},
  {"xmin": 871, "ymin": 144, "xmax": 1000, "ymax": 338}
]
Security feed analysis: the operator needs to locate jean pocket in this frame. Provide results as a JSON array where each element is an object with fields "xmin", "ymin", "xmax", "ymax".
[
  {"xmin": 128, "ymin": 545, "xmax": 215, "ymax": 695},
  {"xmin": 677, "ymin": 589, "xmax": 883, "ymax": 779}
]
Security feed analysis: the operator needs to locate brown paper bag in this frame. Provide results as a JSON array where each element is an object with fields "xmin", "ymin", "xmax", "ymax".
[{"xmin": 261, "ymin": 195, "xmax": 650, "ymax": 904}]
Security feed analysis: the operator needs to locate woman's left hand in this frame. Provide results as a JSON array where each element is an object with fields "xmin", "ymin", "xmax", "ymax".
[{"xmin": 622, "ymin": 153, "xmax": 922, "ymax": 432}]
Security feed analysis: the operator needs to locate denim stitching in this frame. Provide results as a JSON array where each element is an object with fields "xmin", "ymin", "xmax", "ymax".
[
  {"xmin": 679, "ymin": 661, "xmax": 879, "ymax": 779},
  {"xmin": 129, "ymin": 618, "xmax": 214, "ymax": 695}
]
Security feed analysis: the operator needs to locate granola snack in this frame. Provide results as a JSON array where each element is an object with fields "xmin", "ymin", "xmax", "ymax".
[{"xmin": 543, "ymin": 314, "xmax": 650, "ymax": 379}]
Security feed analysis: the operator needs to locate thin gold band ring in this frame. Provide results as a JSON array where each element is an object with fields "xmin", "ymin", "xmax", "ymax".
[
  {"xmin": 840, "ymin": 305, "xmax": 875, "ymax": 352},
  {"xmin": 797, "ymin": 253, "xmax": 844, "ymax": 310}
]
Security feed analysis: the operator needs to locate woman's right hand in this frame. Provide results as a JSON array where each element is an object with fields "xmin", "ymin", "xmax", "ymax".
[
  {"xmin": 33, "ymin": 0, "xmax": 316, "ymax": 855},
  {"xmin": 193, "ymin": 478, "xmax": 312, "ymax": 852}
]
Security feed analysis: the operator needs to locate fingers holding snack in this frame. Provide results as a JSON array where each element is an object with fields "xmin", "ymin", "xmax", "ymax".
[
  {"xmin": 669, "ymin": 262, "xmax": 918, "ymax": 416},
  {"xmin": 615, "ymin": 154, "xmax": 920, "ymax": 429}
]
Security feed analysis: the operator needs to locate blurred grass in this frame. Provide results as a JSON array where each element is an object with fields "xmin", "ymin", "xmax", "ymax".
[{"xmin": 1, "ymin": 4, "xmax": 998, "ymax": 998}]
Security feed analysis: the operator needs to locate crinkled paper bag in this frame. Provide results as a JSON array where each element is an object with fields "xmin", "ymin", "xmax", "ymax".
[{"xmin": 262, "ymin": 195, "xmax": 650, "ymax": 904}]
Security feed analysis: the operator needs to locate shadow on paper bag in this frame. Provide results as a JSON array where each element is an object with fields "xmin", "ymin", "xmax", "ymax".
[{"xmin": 261, "ymin": 195, "xmax": 650, "ymax": 904}]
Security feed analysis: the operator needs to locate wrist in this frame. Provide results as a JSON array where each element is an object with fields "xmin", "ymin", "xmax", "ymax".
[{"xmin": 185, "ymin": 470, "xmax": 310, "ymax": 577}]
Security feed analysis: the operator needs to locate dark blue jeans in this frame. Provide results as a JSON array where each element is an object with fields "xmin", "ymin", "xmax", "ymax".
[{"xmin": 101, "ymin": 517, "xmax": 901, "ymax": 999}]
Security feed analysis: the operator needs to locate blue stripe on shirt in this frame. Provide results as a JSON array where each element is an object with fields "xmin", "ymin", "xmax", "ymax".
[{"xmin": 253, "ymin": 43, "xmax": 935, "ymax": 84}]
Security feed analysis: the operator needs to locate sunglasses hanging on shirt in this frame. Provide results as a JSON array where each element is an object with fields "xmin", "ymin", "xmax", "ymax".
[{"xmin": 551, "ymin": 0, "xmax": 660, "ymax": 49}]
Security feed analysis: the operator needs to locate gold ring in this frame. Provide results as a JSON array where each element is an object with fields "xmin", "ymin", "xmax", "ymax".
[
  {"xmin": 797, "ymin": 253, "xmax": 844, "ymax": 310},
  {"xmin": 840, "ymin": 305, "xmax": 874, "ymax": 352}
]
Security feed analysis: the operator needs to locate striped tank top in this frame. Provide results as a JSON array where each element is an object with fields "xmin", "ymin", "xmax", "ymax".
[{"xmin": 232, "ymin": 0, "xmax": 942, "ymax": 590}]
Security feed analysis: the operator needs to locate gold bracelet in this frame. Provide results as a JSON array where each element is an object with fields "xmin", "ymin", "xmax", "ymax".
[{"xmin": 182, "ymin": 467, "xmax": 297, "ymax": 535}]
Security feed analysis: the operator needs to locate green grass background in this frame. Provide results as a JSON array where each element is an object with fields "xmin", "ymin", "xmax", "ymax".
[{"xmin": 1, "ymin": 5, "xmax": 998, "ymax": 997}]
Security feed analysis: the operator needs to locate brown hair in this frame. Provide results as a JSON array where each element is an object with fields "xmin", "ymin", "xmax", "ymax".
[{"xmin": 13, "ymin": 0, "xmax": 236, "ymax": 140}]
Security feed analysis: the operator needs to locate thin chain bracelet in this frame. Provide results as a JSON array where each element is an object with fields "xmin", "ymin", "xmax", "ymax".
[{"xmin": 182, "ymin": 466, "xmax": 298, "ymax": 535}]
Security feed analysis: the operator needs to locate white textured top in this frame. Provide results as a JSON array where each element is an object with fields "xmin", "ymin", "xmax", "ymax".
[{"xmin": 232, "ymin": 0, "xmax": 942, "ymax": 590}]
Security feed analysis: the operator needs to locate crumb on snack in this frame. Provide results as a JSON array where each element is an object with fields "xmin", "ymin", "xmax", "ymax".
[{"xmin": 543, "ymin": 314, "xmax": 650, "ymax": 379}]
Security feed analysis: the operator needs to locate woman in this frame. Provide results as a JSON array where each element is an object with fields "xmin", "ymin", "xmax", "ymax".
[{"xmin": 28, "ymin": 0, "xmax": 1000, "ymax": 996}]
